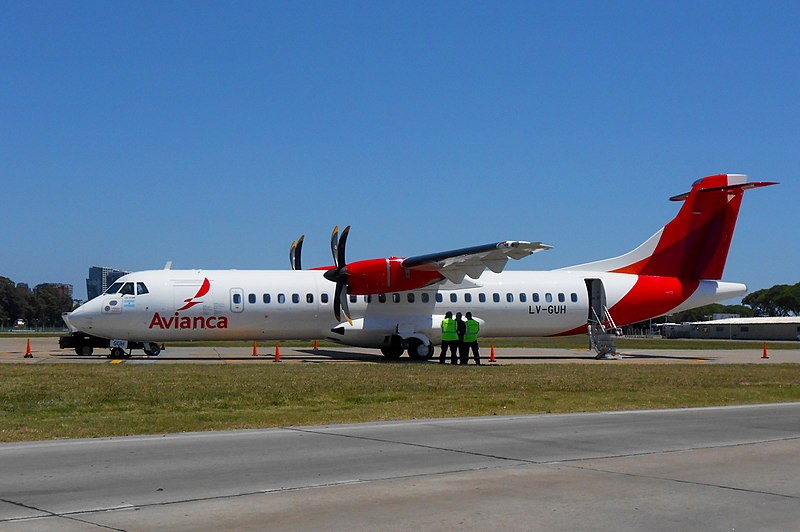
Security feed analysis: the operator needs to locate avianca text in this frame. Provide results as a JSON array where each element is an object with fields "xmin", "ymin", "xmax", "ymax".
[{"xmin": 148, "ymin": 312, "xmax": 229, "ymax": 329}]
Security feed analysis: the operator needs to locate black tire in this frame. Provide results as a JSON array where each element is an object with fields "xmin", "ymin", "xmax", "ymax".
[
  {"xmin": 110, "ymin": 347, "xmax": 125, "ymax": 359},
  {"xmin": 143, "ymin": 343, "xmax": 162, "ymax": 357},
  {"xmin": 75, "ymin": 345, "xmax": 93, "ymax": 356},
  {"xmin": 407, "ymin": 338, "xmax": 433, "ymax": 361},
  {"xmin": 381, "ymin": 335, "xmax": 405, "ymax": 359}
]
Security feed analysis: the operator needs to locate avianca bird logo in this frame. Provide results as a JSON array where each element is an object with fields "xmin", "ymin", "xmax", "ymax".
[{"xmin": 176, "ymin": 278, "xmax": 211, "ymax": 312}]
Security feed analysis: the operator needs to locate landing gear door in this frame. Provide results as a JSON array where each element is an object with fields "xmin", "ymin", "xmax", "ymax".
[
  {"xmin": 230, "ymin": 288, "xmax": 245, "ymax": 313},
  {"xmin": 585, "ymin": 279, "xmax": 607, "ymax": 323}
]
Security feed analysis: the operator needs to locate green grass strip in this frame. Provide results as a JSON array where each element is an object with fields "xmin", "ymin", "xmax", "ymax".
[{"xmin": 2, "ymin": 364, "xmax": 800, "ymax": 442}]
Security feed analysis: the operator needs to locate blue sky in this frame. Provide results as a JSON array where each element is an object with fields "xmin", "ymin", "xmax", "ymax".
[{"xmin": 2, "ymin": 1, "xmax": 797, "ymax": 301}]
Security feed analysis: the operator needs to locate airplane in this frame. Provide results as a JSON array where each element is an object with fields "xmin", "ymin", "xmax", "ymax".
[{"xmin": 61, "ymin": 173, "xmax": 776, "ymax": 360}]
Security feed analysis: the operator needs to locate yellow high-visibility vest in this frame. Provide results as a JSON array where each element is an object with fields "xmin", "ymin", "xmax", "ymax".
[
  {"xmin": 464, "ymin": 319, "xmax": 480, "ymax": 342},
  {"xmin": 441, "ymin": 318, "xmax": 458, "ymax": 341}
]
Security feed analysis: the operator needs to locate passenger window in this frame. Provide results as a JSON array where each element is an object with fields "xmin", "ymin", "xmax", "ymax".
[
  {"xmin": 571, "ymin": 293, "xmax": 578, "ymax": 303},
  {"xmin": 278, "ymin": 293, "xmax": 286, "ymax": 304},
  {"xmin": 378, "ymin": 294, "xmax": 386, "ymax": 303},
  {"xmin": 533, "ymin": 293, "xmax": 540, "ymax": 302},
  {"xmin": 493, "ymin": 293, "xmax": 500, "ymax": 303},
  {"xmin": 435, "ymin": 294, "xmax": 443, "ymax": 303},
  {"xmin": 105, "ymin": 282, "xmax": 124, "ymax": 294},
  {"xmin": 421, "ymin": 293, "xmax": 430, "ymax": 303},
  {"xmin": 558, "ymin": 293, "xmax": 565, "ymax": 303},
  {"xmin": 519, "ymin": 293, "xmax": 526, "ymax": 303},
  {"xmin": 392, "ymin": 293, "xmax": 400, "ymax": 303},
  {"xmin": 464, "ymin": 293, "xmax": 472, "ymax": 303},
  {"xmin": 349, "ymin": 294, "xmax": 357, "ymax": 303},
  {"xmin": 263, "ymin": 294, "xmax": 271, "ymax": 304},
  {"xmin": 479, "ymin": 293, "xmax": 486, "ymax": 303},
  {"xmin": 366, "ymin": 295, "xmax": 372, "ymax": 303},
  {"xmin": 233, "ymin": 293, "xmax": 242, "ymax": 304},
  {"xmin": 407, "ymin": 293, "xmax": 415, "ymax": 303},
  {"xmin": 248, "ymin": 293, "xmax": 256, "ymax": 304},
  {"xmin": 321, "ymin": 293, "xmax": 329, "ymax": 304},
  {"xmin": 507, "ymin": 293, "xmax": 514, "ymax": 303},
  {"xmin": 450, "ymin": 293, "xmax": 457, "ymax": 303},
  {"xmin": 306, "ymin": 293, "xmax": 314, "ymax": 304},
  {"xmin": 545, "ymin": 293, "xmax": 553, "ymax": 303},
  {"xmin": 136, "ymin": 283, "xmax": 149, "ymax": 295},
  {"xmin": 292, "ymin": 293, "xmax": 300, "ymax": 304}
]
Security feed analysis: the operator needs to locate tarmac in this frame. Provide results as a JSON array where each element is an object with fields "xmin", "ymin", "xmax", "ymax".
[
  {"xmin": 2, "ymin": 403, "xmax": 800, "ymax": 531},
  {"xmin": 2, "ymin": 336, "xmax": 799, "ymax": 364}
]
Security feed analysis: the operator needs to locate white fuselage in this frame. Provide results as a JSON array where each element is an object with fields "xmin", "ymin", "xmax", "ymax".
[{"xmin": 67, "ymin": 268, "xmax": 745, "ymax": 348}]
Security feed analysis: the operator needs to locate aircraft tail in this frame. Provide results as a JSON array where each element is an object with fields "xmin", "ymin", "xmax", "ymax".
[{"xmin": 564, "ymin": 174, "xmax": 776, "ymax": 279}]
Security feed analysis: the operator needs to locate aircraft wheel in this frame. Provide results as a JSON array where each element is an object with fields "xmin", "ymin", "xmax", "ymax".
[
  {"xmin": 381, "ymin": 335, "xmax": 405, "ymax": 359},
  {"xmin": 407, "ymin": 338, "xmax": 433, "ymax": 361},
  {"xmin": 110, "ymin": 347, "xmax": 125, "ymax": 359},
  {"xmin": 75, "ymin": 345, "xmax": 93, "ymax": 356},
  {"xmin": 143, "ymin": 343, "xmax": 161, "ymax": 356}
]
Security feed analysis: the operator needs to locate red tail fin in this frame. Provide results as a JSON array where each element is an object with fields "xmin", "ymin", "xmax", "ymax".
[{"xmin": 565, "ymin": 174, "xmax": 776, "ymax": 280}]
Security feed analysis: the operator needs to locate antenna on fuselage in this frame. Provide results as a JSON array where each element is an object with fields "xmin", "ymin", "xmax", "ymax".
[{"xmin": 164, "ymin": 261, "xmax": 172, "ymax": 270}]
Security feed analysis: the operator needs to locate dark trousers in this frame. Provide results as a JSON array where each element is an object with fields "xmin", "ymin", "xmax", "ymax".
[
  {"xmin": 465, "ymin": 341, "xmax": 480, "ymax": 364},
  {"xmin": 458, "ymin": 342, "xmax": 469, "ymax": 364},
  {"xmin": 439, "ymin": 341, "xmax": 459, "ymax": 363}
]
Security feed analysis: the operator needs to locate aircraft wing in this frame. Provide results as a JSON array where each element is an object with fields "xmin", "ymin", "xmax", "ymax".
[{"xmin": 401, "ymin": 241, "xmax": 552, "ymax": 283}]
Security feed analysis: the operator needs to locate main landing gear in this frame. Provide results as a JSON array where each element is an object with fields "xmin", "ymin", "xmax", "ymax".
[{"xmin": 380, "ymin": 335, "xmax": 434, "ymax": 361}]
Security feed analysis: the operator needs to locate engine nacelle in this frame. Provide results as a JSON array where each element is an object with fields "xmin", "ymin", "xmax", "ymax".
[{"xmin": 346, "ymin": 258, "xmax": 443, "ymax": 295}]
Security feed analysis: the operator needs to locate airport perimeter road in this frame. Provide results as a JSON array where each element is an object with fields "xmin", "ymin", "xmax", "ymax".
[
  {"xmin": 3, "ymin": 337, "xmax": 800, "ymax": 364},
  {"xmin": 1, "ymin": 404, "xmax": 800, "ymax": 531}
]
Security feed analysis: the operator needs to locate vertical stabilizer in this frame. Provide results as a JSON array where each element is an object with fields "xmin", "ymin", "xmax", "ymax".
[{"xmin": 563, "ymin": 174, "xmax": 776, "ymax": 280}]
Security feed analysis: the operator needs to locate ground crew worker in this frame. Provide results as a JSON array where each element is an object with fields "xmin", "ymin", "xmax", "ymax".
[
  {"xmin": 455, "ymin": 312, "xmax": 467, "ymax": 364},
  {"xmin": 463, "ymin": 312, "xmax": 481, "ymax": 365},
  {"xmin": 439, "ymin": 311, "xmax": 459, "ymax": 364}
]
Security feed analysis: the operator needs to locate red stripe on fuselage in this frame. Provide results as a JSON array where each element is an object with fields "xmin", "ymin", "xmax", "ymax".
[{"xmin": 554, "ymin": 275, "xmax": 699, "ymax": 336}]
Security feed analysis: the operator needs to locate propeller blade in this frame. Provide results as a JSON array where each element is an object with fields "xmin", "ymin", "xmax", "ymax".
[
  {"xmin": 333, "ymin": 280, "xmax": 343, "ymax": 322},
  {"xmin": 337, "ymin": 226, "xmax": 350, "ymax": 268},
  {"xmin": 336, "ymin": 278, "xmax": 353, "ymax": 325},
  {"xmin": 295, "ymin": 235, "xmax": 304, "ymax": 270},
  {"xmin": 330, "ymin": 225, "xmax": 339, "ymax": 267},
  {"xmin": 289, "ymin": 235, "xmax": 305, "ymax": 270}
]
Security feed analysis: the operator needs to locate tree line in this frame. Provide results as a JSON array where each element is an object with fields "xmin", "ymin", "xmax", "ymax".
[
  {"xmin": 0, "ymin": 277, "xmax": 75, "ymax": 330},
  {"xmin": 742, "ymin": 283, "xmax": 800, "ymax": 317}
]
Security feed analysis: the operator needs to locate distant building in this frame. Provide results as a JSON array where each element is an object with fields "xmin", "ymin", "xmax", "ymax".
[
  {"xmin": 34, "ymin": 283, "xmax": 73, "ymax": 298},
  {"xmin": 664, "ymin": 317, "xmax": 800, "ymax": 341},
  {"xmin": 86, "ymin": 266, "xmax": 129, "ymax": 300}
]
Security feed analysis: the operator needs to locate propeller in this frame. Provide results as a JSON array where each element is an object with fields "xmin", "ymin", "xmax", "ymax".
[
  {"xmin": 289, "ymin": 235, "xmax": 304, "ymax": 270},
  {"xmin": 323, "ymin": 225, "xmax": 352, "ymax": 324}
]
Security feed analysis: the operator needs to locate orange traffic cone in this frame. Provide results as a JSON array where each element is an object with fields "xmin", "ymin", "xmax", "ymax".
[
  {"xmin": 762, "ymin": 342, "xmax": 769, "ymax": 359},
  {"xmin": 489, "ymin": 343, "xmax": 496, "ymax": 363},
  {"xmin": 24, "ymin": 338, "xmax": 33, "ymax": 358},
  {"xmin": 313, "ymin": 340, "xmax": 318, "ymax": 351},
  {"xmin": 274, "ymin": 343, "xmax": 281, "ymax": 362},
  {"xmin": 252, "ymin": 341, "xmax": 258, "ymax": 357}
]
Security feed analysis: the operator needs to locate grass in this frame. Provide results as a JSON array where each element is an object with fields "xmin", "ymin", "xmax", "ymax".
[{"xmin": 1, "ymin": 363, "xmax": 799, "ymax": 442}]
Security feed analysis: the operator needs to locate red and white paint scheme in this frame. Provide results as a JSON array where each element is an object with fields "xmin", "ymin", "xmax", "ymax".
[{"xmin": 63, "ymin": 174, "xmax": 775, "ymax": 359}]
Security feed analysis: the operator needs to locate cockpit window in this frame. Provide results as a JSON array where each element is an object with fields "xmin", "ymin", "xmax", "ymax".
[
  {"xmin": 119, "ymin": 282, "xmax": 135, "ymax": 295},
  {"xmin": 136, "ymin": 283, "xmax": 149, "ymax": 295},
  {"xmin": 104, "ymin": 282, "xmax": 124, "ymax": 294}
]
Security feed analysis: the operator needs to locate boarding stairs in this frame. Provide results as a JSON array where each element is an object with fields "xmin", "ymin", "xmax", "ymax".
[{"xmin": 588, "ymin": 306, "xmax": 622, "ymax": 360}]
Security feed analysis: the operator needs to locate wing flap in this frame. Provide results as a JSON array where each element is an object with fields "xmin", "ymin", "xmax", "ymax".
[{"xmin": 402, "ymin": 241, "xmax": 551, "ymax": 281}]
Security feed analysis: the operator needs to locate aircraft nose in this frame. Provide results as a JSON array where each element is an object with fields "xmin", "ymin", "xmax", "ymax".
[{"xmin": 67, "ymin": 301, "xmax": 96, "ymax": 332}]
